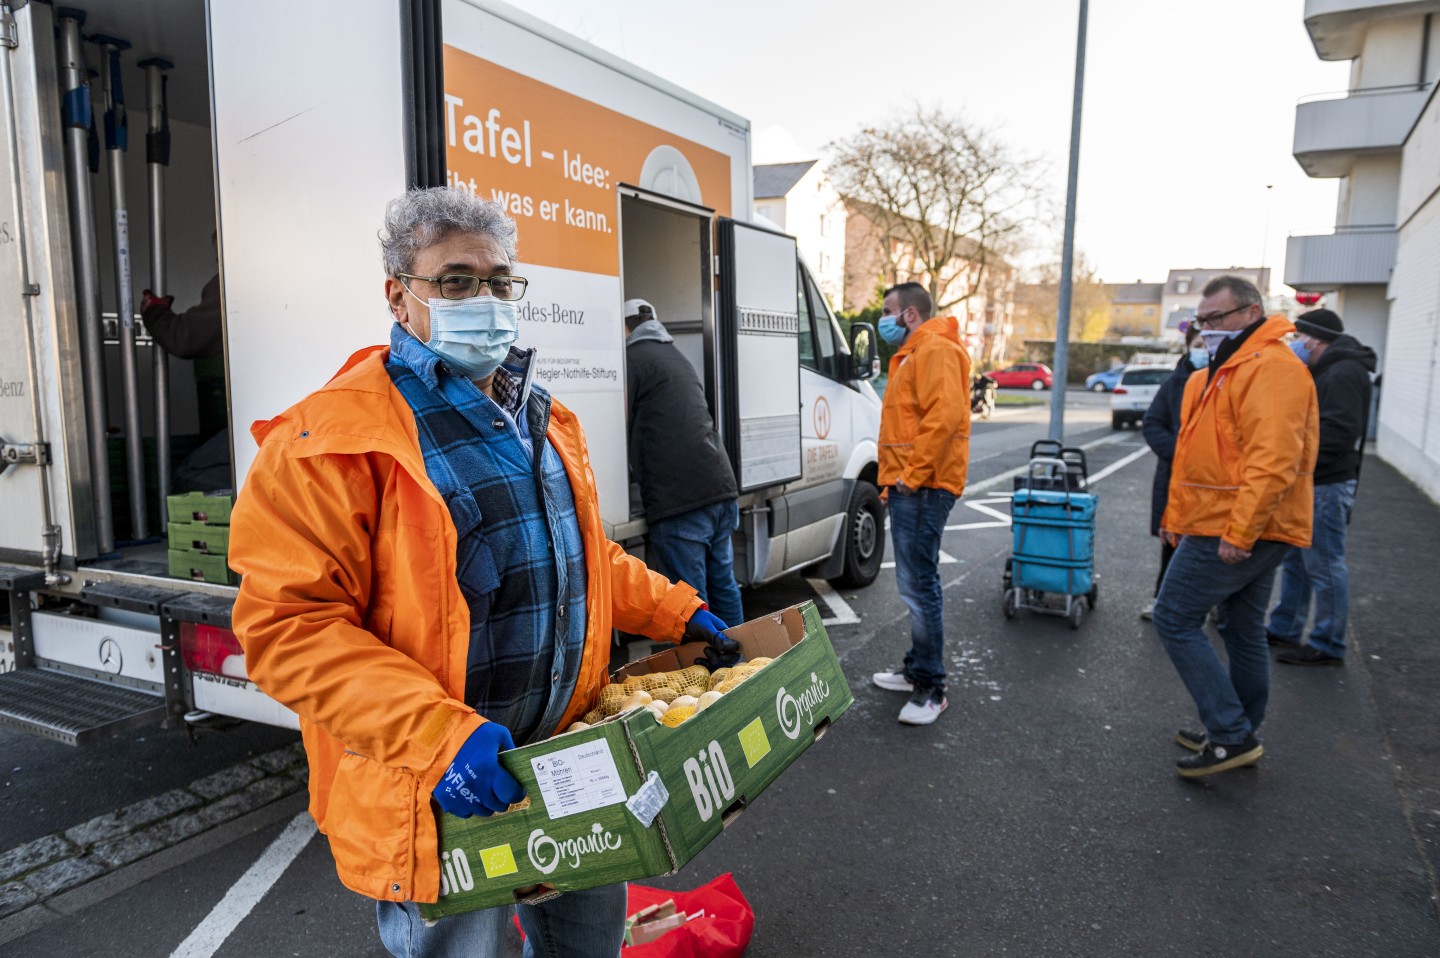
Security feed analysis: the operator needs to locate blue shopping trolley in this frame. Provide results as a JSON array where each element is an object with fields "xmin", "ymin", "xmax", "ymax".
[{"xmin": 1002, "ymin": 441, "xmax": 1100, "ymax": 630}]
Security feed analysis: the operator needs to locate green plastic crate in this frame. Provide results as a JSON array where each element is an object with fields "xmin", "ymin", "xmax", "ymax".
[
  {"xmin": 166, "ymin": 490, "xmax": 234, "ymax": 527},
  {"xmin": 167, "ymin": 548, "xmax": 239, "ymax": 585},
  {"xmin": 168, "ymin": 521, "xmax": 230, "ymax": 556}
]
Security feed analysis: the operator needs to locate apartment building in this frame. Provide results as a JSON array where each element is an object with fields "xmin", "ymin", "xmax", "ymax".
[
  {"xmin": 1159, "ymin": 267, "xmax": 1271, "ymax": 341},
  {"xmin": 843, "ymin": 200, "xmax": 1016, "ymax": 366},
  {"xmin": 1105, "ymin": 282, "xmax": 1164, "ymax": 338},
  {"xmin": 1291, "ymin": 1, "xmax": 1440, "ymax": 500}
]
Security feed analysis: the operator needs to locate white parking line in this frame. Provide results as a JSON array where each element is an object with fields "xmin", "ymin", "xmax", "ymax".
[
  {"xmin": 168, "ymin": 812, "xmax": 316, "ymax": 958},
  {"xmin": 1084, "ymin": 445, "xmax": 1152, "ymax": 484},
  {"xmin": 805, "ymin": 577, "xmax": 861, "ymax": 625}
]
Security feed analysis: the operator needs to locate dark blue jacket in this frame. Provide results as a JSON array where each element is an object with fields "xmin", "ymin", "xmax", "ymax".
[{"xmin": 1141, "ymin": 356, "xmax": 1204, "ymax": 536}]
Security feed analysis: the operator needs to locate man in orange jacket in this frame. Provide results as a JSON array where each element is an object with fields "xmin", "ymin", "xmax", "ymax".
[
  {"xmin": 229, "ymin": 188, "xmax": 736, "ymax": 957},
  {"xmin": 1153, "ymin": 275, "xmax": 1318, "ymax": 779},
  {"xmin": 869, "ymin": 282, "xmax": 971, "ymax": 725}
]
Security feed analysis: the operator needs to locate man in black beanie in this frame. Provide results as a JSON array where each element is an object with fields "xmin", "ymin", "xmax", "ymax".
[{"xmin": 1266, "ymin": 308, "xmax": 1377, "ymax": 665}]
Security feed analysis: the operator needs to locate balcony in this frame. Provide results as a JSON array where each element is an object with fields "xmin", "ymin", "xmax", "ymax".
[
  {"xmin": 1293, "ymin": 83, "xmax": 1432, "ymax": 176},
  {"xmin": 1305, "ymin": 1, "xmax": 1440, "ymax": 60},
  {"xmin": 1284, "ymin": 226, "xmax": 1398, "ymax": 289}
]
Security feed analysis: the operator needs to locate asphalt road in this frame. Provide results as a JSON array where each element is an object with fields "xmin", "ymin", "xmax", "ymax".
[{"xmin": 5, "ymin": 389, "xmax": 1439, "ymax": 956}]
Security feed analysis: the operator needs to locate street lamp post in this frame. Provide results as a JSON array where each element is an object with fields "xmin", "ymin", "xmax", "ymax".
[{"xmin": 1049, "ymin": 0, "xmax": 1089, "ymax": 442}]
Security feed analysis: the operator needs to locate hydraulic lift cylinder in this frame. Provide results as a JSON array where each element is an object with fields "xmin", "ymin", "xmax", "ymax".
[
  {"xmin": 58, "ymin": 9, "xmax": 113, "ymax": 553},
  {"xmin": 93, "ymin": 34, "xmax": 148, "ymax": 540}
]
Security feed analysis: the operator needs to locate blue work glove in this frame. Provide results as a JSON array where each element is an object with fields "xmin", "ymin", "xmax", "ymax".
[
  {"xmin": 686, "ymin": 608, "xmax": 741, "ymax": 669},
  {"xmin": 433, "ymin": 722, "xmax": 526, "ymax": 819}
]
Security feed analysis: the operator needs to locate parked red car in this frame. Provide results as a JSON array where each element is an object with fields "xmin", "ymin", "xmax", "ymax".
[{"xmin": 987, "ymin": 363, "xmax": 1053, "ymax": 391}]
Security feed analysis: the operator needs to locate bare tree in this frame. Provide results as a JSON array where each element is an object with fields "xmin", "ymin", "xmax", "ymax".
[
  {"xmin": 1018, "ymin": 253, "xmax": 1110, "ymax": 344},
  {"xmin": 828, "ymin": 107, "xmax": 1045, "ymax": 314}
]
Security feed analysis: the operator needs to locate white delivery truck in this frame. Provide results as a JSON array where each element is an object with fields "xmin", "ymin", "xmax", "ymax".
[{"xmin": 0, "ymin": 0, "xmax": 884, "ymax": 744}]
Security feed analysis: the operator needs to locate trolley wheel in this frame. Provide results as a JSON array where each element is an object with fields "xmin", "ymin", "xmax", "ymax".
[
  {"xmin": 1003, "ymin": 589, "xmax": 1018, "ymax": 620},
  {"xmin": 1087, "ymin": 582, "xmax": 1098, "ymax": 609},
  {"xmin": 1068, "ymin": 598, "xmax": 1086, "ymax": 630},
  {"xmin": 1003, "ymin": 557, "xmax": 1013, "ymax": 590}
]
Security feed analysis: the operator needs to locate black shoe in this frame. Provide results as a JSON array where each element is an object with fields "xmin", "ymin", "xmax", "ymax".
[
  {"xmin": 1278, "ymin": 645, "xmax": 1344, "ymax": 666},
  {"xmin": 1176, "ymin": 737, "xmax": 1263, "ymax": 778},
  {"xmin": 1174, "ymin": 728, "xmax": 1206, "ymax": 752},
  {"xmin": 1265, "ymin": 631, "xmax": 1299, "ymax": 647}
]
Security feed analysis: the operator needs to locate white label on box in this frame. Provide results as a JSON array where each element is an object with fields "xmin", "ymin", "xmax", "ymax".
[{"xmin": 531, "ymin": 738, "xmax": 628, "ymax": 820}]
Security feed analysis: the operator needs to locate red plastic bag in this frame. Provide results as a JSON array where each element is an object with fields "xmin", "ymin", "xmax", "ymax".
[
  {"xmin": 622, "ymin": 873, "xmax": 753, "ymax": 958},
  {"xmin": 515, "ymin": 874, "xmax": 754, "ymax": 957}
]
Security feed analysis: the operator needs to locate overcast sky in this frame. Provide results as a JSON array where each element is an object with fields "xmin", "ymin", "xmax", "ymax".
[{"xmin": 519, "ymin": 0, "xmax": 1350, "ymax": 293}]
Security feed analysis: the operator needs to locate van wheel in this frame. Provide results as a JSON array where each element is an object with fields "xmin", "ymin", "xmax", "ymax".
[{"xmin": 831, "ymin": 481, "xmax": 885, "ymax": 589}]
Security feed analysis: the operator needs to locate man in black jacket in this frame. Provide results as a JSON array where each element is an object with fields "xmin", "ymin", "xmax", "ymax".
[
  {"xmin": 1139, "ymin": 324, "xmax": 1207, "ymax": 620},
  {"xmin": 625, "ymin": 298, "xmax": 744, "ymax": 626},
  {"xmin": 1266, "ymin": 309, "xmax": 1376, "ymax": 665}
]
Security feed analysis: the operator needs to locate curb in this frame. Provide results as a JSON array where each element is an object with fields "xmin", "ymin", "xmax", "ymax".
[{"xmin": 0, "ymin": 743, "xmax": 310, "ymax": 946}]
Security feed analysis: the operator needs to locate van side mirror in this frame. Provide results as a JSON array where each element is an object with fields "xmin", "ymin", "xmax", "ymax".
[{"xmin": 849, "ymin": 322, "xmax": 879, "ymax": 381}]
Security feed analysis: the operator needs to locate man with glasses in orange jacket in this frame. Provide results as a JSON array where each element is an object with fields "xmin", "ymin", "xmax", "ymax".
[
  {"xmin": 229, "ymin": 187, "xmax": 737, "ymax": 957},
  {"xmin": 1153, "ymin": 275, "xmax": 1318, "ymax": 779}
]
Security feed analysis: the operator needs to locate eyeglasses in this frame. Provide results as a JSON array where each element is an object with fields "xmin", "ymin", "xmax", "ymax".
[
  {"xmin": 398, "ymin": 272, "xmax": 529, "ymax": 302},
  {"xmin": 1194, "ymin": 304, "xmax": 1254, "ymax": 327}
]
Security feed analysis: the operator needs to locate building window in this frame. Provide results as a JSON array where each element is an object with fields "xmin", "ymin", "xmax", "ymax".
[
  {"xmin": 1176, "ymin": 277, "xmax": 1191, "ymax": 294},
  {"xmin": 1144, "ymin": 306, "xmax": 1155, "ymax": 316}
]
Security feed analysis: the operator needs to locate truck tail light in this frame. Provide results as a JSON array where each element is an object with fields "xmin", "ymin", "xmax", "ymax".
[
  {"xmin": 1113, "ymin": 386, "xmax": 1128, "ymax": 395},
  {"xmin": 180, "ymin": 622, "xmax": 248, "ymax": 679}
]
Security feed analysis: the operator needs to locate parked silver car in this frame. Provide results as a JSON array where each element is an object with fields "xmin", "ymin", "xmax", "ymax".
[{"xmin": 1111, "ymin": 364, "xmax": 1176, "ymax": 428}]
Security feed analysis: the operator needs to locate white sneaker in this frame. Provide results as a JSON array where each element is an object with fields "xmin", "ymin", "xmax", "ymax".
[
  {"xmin": 1140, "ymin": 601, "xmax": 1155, "ymax": 621},
  {"xmin": 872, "ymin": 670, "xmax": 914, "ymax": 692},
  {"xmin": 898, "ymin": 688, "xmax": 947, "ymax": 725}
]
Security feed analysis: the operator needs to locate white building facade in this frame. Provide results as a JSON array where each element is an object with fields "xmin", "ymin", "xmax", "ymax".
[
  {"xmin": 753, "ymin": 161, "xmax": 848, "ymax": 307},
  {"xmin": 1290, "ymin": 0, "xmax": 1440, "ymax": 501}
]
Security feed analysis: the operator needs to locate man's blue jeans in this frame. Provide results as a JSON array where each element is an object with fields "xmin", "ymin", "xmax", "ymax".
[
  {"xmin": 889, "ymin": 486, "xmax": 957, "ymax": 692},
  {"xmin": 647, "ymin": 499, "xmax": 745, "ymax": 627},
  {"xmin": 1266, "ymin": 479, "xmax": 1357, "ymax": 658},
  {"xmin": 1152, "ymin": 536, "xmax": 1290, "ymax": 746},
  {"xmin": 377, "ymin": 882, "xmax": 626, "ymax": 957}
]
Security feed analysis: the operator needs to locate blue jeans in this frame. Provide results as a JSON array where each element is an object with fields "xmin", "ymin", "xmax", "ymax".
[
  {"xmin": 1152, "ymin": 536, "xmax": 1290, "ymax": 746},
  {"xmin": 376, "ymin": 882, "xmax": 627, "ymax": 958},
  {"xmin": 889, "ymin": 486, "xmax": 957, "ymax": 692},
  {"xmin": 647, "ymin": 499, "xmax": 745, "ymax": 627},
  {"xmin": 1266, "ymin": 479, "xmax": 1357, "ymax": 658}
]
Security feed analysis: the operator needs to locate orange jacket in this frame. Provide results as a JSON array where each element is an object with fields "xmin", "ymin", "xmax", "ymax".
[
  {"xmin": 878, "ymin": 316, "xmax": 972, "ymax": 495},
  {"xmin": 1162, "ymin": 315, "xmax": 1318, "ymax": 549},
  {"xmin": 229, "ymin": 346, "xmax": 701, "ymax": 904}
]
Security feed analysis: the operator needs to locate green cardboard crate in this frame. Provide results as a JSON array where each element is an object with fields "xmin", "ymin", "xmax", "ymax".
[
  {"xmin": 420, "ymin": 601, "xmax": 852, "ymax": 919},
  {"xmin": 168, "ymin": 548, "xmax": 239, "ymax": 585},
  {"xmin": 166, "ymin": 490, "xmax": 234, "ymax": 526},
  {"xmin": 168, "ymin": 521, "xmax": 231, "ymax": 556}
]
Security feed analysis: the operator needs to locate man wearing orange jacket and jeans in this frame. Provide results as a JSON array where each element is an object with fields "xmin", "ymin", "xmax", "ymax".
[
  {"xmin": 229, "ymin": 188, "xmax": 736, "ymax": 957},
  {"xmin": 1153, "ymin": 275, "xmax": 1318, "ymax": 779},
  {"xmin": 870, "ymin": 282, "xmax": 971, "ymax": 726}
]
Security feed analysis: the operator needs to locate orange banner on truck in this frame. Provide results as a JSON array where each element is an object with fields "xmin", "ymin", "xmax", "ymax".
[{"xmin": 443, "ymin": 47, "xmax": 733, "ymax": 277}]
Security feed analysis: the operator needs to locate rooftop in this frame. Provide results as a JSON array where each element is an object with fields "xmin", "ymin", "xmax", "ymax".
[{"xmin": 753, "ymin": 161, "xmax": 818, "ymax": 199}]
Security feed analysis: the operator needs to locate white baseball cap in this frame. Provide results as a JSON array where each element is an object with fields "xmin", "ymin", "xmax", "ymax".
[{"xmin": 624, "ymin": 298, "xmax": 656, "ymax": 323}]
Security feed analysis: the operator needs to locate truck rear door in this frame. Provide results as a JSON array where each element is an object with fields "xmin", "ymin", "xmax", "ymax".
[{"xmin": 714, "ymin": 218, "xmax": 802, "ymax": 492}]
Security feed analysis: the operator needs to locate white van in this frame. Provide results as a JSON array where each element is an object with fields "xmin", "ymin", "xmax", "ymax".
[{"xmin": 0, "ymin": 0, "xmax": 883, "ymax": 743}]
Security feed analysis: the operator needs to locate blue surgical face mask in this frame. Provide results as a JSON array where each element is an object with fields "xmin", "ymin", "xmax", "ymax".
[
  {"xmin": 410, "ymin": 294, "xmax": 520, "ymax": 380},
  {"xmin": 1188, "ymin": 346, "xmax": 1210, "ymax": 369},
  {"xmin": 1289, "ymin": 337, "xmax": 1312, "ymax": 365},
  {"xmin": 1198, "ymin": 328, "xmax": 1241, "ymax": 358},
  {"xmin": 878, "ymin": 310, "xmax": 909, "ymax": 345}
]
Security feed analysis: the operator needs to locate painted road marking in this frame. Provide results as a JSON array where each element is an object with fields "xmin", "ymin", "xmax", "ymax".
[
  {"xmin": 1084, "ymin": 445, "xmax": 1152, "ymax": 484},
  {"xmin": 806, "ymin": 577, "xmax": 861, "ymax": 625},
  {"xmin": 168, "ymin": 811, "xmax": 316, "ymax": 958}
]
